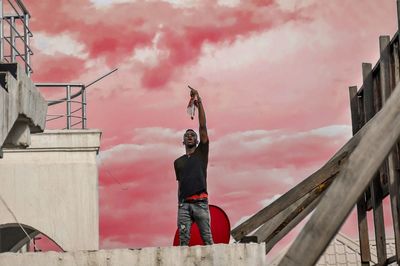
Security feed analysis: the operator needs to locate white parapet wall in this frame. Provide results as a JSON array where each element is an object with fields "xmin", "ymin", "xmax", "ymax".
[
  {"xmin": 0, "ymin": 243, "xmax": 266, "ymax": 266},
  {"xmin": 0, "ymin": 129, "xmax": 101, "ymax": 251}
]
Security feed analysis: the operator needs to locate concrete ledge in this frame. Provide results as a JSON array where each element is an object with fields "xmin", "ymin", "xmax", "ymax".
[
  {"xmin": 3, "ymin": 129, "xmax": 102, "ymax": 152},
  {"xmin": 0, "ymin": 63, "xmax": 47, "ymax": 148},
  {"xmin": 0, "ymin": 244, "xmax": 266, "ymax": 266}
]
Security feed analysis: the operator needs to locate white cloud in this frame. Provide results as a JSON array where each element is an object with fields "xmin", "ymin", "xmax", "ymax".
[
  {"xmin": 98, "ymin": 142, "xmax": 180, "ymax": 164},
  {"xmin": 308, "ymin": 125, "xmax": 352, "ymax": 138},
  {"xmin": 232, "ymin": 215, "xmax": 251, "ymax": 228},
  {"xmin": 217, "ymin": 0, "xmax": 240, "ymax": 8},
  {"xmin": 132, "ymin": 31, "xmax": 168, "ymax": 67},
  {"xmin": 90, "ymin": 0, "xmax": 133, "ymax": 8},
  {"xmin": 196, "ymin": 17, "xmax": 334, "ymax": 75},
  {"xmin": 212, "ymin": 125, "xmax": 351, "ymax": 154},
  {"xmin": 276, "ymin": 0, "xmax": 316, "ymax": 12},
  {"xmin": 259, "ymin": 194, "xmax": 282, "ymax": 208},
  {"xmin": 98, "ymin": 127, "xmax": 185, "ymax": 164},
  {"xmin": 33, "ymin": 32, "xmax": 88, "ymax": 59},
  {"xmin": 160, "ymin": 0, "xmax": 199, "ymax": 8},
  {"xmin": 132, "ymin": 127, "xmax": 184, "ymax": 143}
]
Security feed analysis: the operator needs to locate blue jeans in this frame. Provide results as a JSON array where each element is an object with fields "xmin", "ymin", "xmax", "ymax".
[{"xmin": 177, "ymin": 200, "xmax": 214, "ymax": 246}]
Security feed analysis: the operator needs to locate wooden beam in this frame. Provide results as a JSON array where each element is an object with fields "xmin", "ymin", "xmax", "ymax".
[
  {"xmin": 397, "ymin": 0, "xmax": 400, "ymax": 34},
  {"xmin": 349, "ymin": 86, "xmax": 361, "ymax": 135},
  {"xmin": 349, "ymin": 85, "xmax": 371, "ymax": 265},
  {"xmin": 386, "ymin": 36, "xmax": 400, "ymax": 265},
  {"xmin": 380, "ymin": 36, "xmax": 392, "ymax": 104},
  {"xmin": 263, "ymin": 178, "xmax": 332, "ymax": 254},
  {"xmin": 249, "ymin": 178, "xmax": 332, "ymax": 244},
  {"xmin": 378, "ymin": 37, "xmax": 392, "ymax": 196},
  {"xmin": 363, "ymin": 62, "xmax": 387, "ymax": 264},
  {"xmin": 250, "ymin": 193, "xmax": 310, "ymax": 244},
  {"xmin": 231, "ymin": 152, "xmax": 345, "ymax": 240},
  {"xmin": 278, "ymin": 81, "xmax": 400, "ymax": 266},
  {"xmin": 279, "ymin": 81, "xmax": 400, "ymax": 266},
  {"xmin": 231, "ymin": 94, "xmax": 392, "ymax": 241},
  {"xmin": 394, "ymin": 42, "xmax": 400, "ymax": 91}
]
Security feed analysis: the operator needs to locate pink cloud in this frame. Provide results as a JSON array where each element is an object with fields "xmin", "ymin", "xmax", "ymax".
[
  {"xmin": 26, "ymin": 0, "xmax": 310, "ymax": 89},
  {"xmin": 31, "ymin": 54, "xmax": 86, "ymax": 82}
]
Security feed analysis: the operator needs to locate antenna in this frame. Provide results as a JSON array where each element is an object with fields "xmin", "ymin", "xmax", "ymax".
[{"xmin": 85, "ymin": 68, "xmax": 119, "ymax": 88}]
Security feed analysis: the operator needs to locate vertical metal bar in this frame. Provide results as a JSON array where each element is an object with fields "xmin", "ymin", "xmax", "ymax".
[
  {"xmin": 0, "ymin": 0, "xmax": 4, "ymax": 61},
  {"xmin": 10, "ymin": 16, "xmax": 15, "ymax": 61},
  {"xmin": 82, "ymin": 86, "xmax": 87, "ymax": 129},
  {"xmin": 24, "ymin": 12, "xmax": 30, "ymax": 76},
  {"xmin": 66, "ymin": 85, "xmax": 71, "ymax": 129}
]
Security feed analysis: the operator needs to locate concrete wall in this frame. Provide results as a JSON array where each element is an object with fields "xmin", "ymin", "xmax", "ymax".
[
  {"xmin": 0, "ymin": 130, "xmax": 101, "ymax": 251},
  {"xmin": 0, "ymin": 243, "xmax": 266, "ymax": 266},
  {"xmin": 0, "ymin": 63, "xmax": 47, "ymax": 148}
]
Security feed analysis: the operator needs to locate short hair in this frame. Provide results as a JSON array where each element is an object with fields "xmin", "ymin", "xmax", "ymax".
[{"xmin": 184, "ymin": 129, "xmax": 197, "ymax": 137}]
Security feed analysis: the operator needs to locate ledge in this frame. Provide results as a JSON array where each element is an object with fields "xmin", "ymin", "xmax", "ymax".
[
  {"xmin": 0, "ymin": 244, "xmax": 266, "ymax": 266},
  {"xmin": 3, "ymin": 129, "xmax": 102, "ymax": 153}
]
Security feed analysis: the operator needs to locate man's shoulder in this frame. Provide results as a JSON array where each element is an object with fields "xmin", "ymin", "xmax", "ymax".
[
  {"xmin": 196, "ymin": 140, "xmax": 209, "ymax": 150},
  {"xmin": 174, "ymin": 155, "xmax": 186, "ymax": 163}
]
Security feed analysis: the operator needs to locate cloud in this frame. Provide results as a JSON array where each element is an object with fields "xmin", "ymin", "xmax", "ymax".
[
  {"xmin": 33, "ymin": 32, "xmax": 88, "ymax": 59},
  {"xmin": 276, "ymin": 0, "xmax": 316, "ymax": 12},
  {"xmin": 211, "ymin": 125, "xmax": 351, "ymax": 169},
  {"xmin": 31, "ymin": 54, "xmax": 86, "ymax": 82},
  {"xmin": 260, "ymin": 194, "xmax": 283, "ymax": 208},
  {"xmin": 217, "ymin": 0, "xmax": 241, "ymax": 8},
  {"xmin": 90, "ymin": 0, "xmax": 134, "ymax": 8},
  {"xmin": 26, "ymin": 0, "xmax": 309, "ymax": 89}
]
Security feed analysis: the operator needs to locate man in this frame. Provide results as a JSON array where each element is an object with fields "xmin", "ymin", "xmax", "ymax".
[{"xmin": 174, "ymin": 87, "xmax": 213, "ymax": 246}]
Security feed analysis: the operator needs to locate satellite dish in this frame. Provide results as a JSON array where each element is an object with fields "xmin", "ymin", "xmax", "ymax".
[{"xmin": 173, "ymin": 204, "xmax": 230, "ymax": 246}]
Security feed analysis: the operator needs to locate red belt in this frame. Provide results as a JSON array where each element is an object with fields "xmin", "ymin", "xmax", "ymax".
[{"xmin": 186, "ymin": 192, "xmax": 208, "ymax": 201}]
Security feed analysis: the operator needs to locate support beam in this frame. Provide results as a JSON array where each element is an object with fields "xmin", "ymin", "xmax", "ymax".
[
  {"xmin": 231, "ymin": 94, "xmax": 388, "ymax": 241},
  {"xmin": 262, "ymin": 179, "xmax": 330, "ymax": 254},
  {"xmin": 250, "ymin": 183, "xmax": 325, "ymax": 245},
  {"xmin": 384, "ymin": 35, "xmax": 400, "ymax": 265},
  {"xmin": 278, "ymin": 80, "xmax": 400, "ymax": 266}
]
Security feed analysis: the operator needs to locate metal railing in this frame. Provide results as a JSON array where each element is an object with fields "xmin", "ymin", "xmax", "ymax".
[
  {"xmin": 36, "ymin": 83, "xmax": 87, "ymax": 129},
  {"xmin": 0, "ymin": 0, "xmax": 33, "ymax": 76},
  {"xmin": 35, "ymin": 68, "xmax": 118, "ymax": 130}
]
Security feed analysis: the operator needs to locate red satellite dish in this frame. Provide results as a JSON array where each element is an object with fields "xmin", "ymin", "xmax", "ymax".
[{"xmin": 173, "ymin": 204, "xmax": 230, "ymax": 246}]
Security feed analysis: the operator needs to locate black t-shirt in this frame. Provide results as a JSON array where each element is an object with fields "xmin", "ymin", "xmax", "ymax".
[{"xmin": 174, "ymin": 141, "xmax": 209, "ymax": 202}]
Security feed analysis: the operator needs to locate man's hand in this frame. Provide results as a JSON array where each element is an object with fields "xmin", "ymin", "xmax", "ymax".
[
  {"xmin": 188, "ymin": 85, "xmax": 207, "ymax": 143},
  {"xmin": 188, "ymin": 86, "xmax": 200, "ymax": 107}
]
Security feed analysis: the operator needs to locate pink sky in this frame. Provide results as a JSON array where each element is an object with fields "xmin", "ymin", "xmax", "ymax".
[{"xmin": 24, "ymin": 0, "xmax": 398, "ymax": 254}]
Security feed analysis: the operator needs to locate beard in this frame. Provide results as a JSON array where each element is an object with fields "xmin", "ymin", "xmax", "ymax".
[{"xmin": 186, "ymin": 143, "xmax": 196, "ymax": 149}]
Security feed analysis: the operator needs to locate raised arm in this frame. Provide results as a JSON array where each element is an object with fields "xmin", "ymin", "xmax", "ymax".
[{"xmin": 190, "ymin": 87, "xmax": 208, "ymax": 143}]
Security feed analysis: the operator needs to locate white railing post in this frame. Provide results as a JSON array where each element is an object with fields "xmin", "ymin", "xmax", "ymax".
[
  {"xmin": 81, "ymin": 86, "xmax": 87, "ymax": 129},
  {"xmin": 10, "ymin": 16, "xmax": 15, "ymax": 61},
  {"xmin": 66, "ymin": 85, "xmax": 71, "ymax": 129},
  {"xmin": 24, "ymin": 12, "xmax": 30, "ymax": 76}
]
